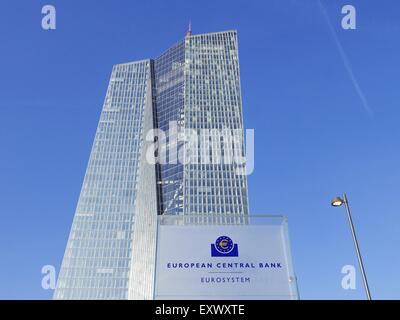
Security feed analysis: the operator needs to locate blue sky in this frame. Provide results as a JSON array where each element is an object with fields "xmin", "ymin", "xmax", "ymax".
[{"xmin": 0, "ymin": 0, "xmax": 399, "ymax": 299}]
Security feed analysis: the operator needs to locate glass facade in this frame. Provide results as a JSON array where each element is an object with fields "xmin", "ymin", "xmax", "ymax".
[
  {"xmin": 55, "ymin": 30, "xmax": 249, "ymax": 300},
  {"xmin": 54, "ymin": 60, "xmax": 157, "ymax": 299},
  {"xmin": 182, "ymin": 31, "xmax": 248, "ymax": 216},
  {"xmin": 154, "ymin": 40, "xmax": 186, "ymax": 215}
]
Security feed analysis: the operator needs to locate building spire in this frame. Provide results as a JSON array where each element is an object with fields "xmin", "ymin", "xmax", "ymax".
[{"xmin": 186, "ymin": 21, "xmax": 192, "ymax": 37}]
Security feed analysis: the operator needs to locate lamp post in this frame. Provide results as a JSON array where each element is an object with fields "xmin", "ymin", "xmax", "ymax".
[{"xmin": 331, "ymin": 193, "xmax": 372, "ymax": 300}]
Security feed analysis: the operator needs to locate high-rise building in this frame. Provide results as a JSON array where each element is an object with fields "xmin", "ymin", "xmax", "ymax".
[{"xmin": 54, "ymin": 29, "xmax": 249, "ymax": 300}]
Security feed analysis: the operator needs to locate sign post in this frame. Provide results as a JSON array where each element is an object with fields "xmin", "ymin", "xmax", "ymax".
[{"xmin": 154, "ymin": 215, "xmax": 299, "ymax": 300}]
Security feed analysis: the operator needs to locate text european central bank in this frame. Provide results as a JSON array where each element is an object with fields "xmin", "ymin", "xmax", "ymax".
[
  {"xmin": 154, "ymin": 216, "xmax": 298, "ymax": 299},
  {"xmin": 54, "ymin": 30, "xmax": 251, "ymax": 300}
]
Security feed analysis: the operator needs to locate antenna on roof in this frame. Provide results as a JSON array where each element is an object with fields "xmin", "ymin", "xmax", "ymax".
[{"xmin": 186, "ymin": 21, "xmax": 192, "ymax": 37}]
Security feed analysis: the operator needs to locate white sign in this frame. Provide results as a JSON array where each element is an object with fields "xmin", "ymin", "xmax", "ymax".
[{"xmin": 154, "ymin": 216, "xmax": 299, "ymax": 300}]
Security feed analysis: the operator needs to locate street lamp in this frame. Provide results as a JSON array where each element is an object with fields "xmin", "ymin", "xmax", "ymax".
[{"xmin": 331, "ymin": 193, "xmax": 372, "ymax": 300}]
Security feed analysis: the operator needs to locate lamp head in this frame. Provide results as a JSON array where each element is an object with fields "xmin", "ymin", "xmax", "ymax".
[{"xmin": 331, "ymin": 196, "xmax": 345, "ymax": 207}]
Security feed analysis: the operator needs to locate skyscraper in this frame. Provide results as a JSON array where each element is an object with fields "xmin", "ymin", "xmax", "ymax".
[{"xmin": 54, "ymin": 29, "xmax": 249, "ymax": 300}]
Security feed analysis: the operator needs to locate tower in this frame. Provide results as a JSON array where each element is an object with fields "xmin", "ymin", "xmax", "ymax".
[{"xmin": 54, "ymin": 29, "xmax": 248, "ymax": 300}]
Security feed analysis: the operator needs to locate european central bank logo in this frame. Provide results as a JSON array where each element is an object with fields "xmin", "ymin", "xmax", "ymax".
[{"xmin": 211, "ymin": 236, "xmax": 239, "ymax": 257}]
